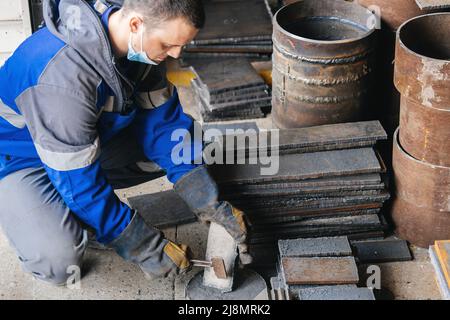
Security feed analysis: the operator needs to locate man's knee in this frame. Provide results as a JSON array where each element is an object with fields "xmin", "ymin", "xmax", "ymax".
[{"xmin": 23, "ymin": 231, "xmax": 87, "ymax": 286}]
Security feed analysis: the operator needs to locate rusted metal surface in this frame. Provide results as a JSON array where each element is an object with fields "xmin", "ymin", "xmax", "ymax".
[
  {"xmin": 272, "ymin": 0, "xmax": 377, "ymax": 128},
  {"xmin": 391, "ymin": 129, "xmax": 450, "ymax": 248},
  {"xmin": 281, "ymin": 257, "xmax": 360, "ymax": 285},
  {"xmin": 399, "ymin": 97, "xmax": 450, "ymax": 166},
  {"xmin": 394, "ymin": 13, "xmax": 450, "ymax": 166},
  {"xmin": 357, "ymin": 0, "xmax": 424, "ymax": 31}
]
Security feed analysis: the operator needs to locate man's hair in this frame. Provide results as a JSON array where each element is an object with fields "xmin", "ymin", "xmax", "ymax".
[{"xmin": 122, "ymin": 0, "xmax": 205, "ymax": 29}]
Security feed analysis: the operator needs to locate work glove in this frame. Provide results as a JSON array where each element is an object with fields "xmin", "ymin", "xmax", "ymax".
[
  {"xmin": 108, "ymin": 212, "xmax": 192, "ymax": 279},
  {"xmin": 174, "ymin": 165, "xmax": 253, "ymax": 265}
]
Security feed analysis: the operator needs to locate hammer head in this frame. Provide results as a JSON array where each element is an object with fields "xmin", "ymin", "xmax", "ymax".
[{"xmin": 211, "ymin": 257, "xmax": 227, "ymax": 279}]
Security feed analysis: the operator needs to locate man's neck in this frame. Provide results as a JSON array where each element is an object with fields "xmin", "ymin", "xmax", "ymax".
[{"xmin": 108, "ymin": 10, "xmax": 128, "ymax": 58}]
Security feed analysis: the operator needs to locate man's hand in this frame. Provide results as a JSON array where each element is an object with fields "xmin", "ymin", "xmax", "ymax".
[
  {"xmin": 174, "ymin": 166, "xmax": 253, "ymax": 265},
  {"xmin": 140, "ymin": 240, "xmax": 192, "ymax": 280},
  {"xmin": 108, "ymin": 212, "xmax": 193, "ymax": 279}
]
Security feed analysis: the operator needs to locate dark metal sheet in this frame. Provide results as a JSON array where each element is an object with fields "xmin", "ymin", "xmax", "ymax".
[
  {"xmin": 192, "ymin": 0, "xmax": 273, "ymax": 44},
  {"xmin": 127, "ymin": 190, "xmax": 197, "ymax": 229},
  {"xmin": 298, "ymin": 286, "xmax": 375, "ymax": 300},
  {"xmin": 219, "ymin": 121, "xmax": 387, "ymax": 154},
  {"xmin": 251, "ymin": 214, "xmax": 381, "ymax": 233},
  {"xmin": 249, "ymin": 225, "xmax": 386, "ymax": 245},
  {"xmin": 209, "ymin": 148, "xmax": 383, "ymax": 185},
  {"xmin": 202, "ymin": 121, "xmax": 259, "ymax": 135},
  {"xmin": 182, "ymin": 52, "xmax": 272, "ymax": 61},
  {"xmin": 219, "ymin": 174, "xmax": 382, "ymax": 190},
  {"xmin": 248, "ymin": 209, "xmax": 381, "ymax": 226},
  {"xmin": 278, "ymin": 236, "xmax": 352, "ymax": 258},
  {"xmin": 191, "ymin": 77, "xmax": 269, "ymax": 105},
  {"xmin": 185, "ymin": 44, "xmax": 273, "ymax": 54},
  {"xmin": 202, "ymin": 95, "xmax": 271, "ymax": 113},
  {"xmin": 244, "ymin": 202, "xmax": 384, "ymax": 216},
  {"xmin": 352, "ymin": 239, "xmax": 412, "ymax": 263},
  {"xmin": 221, "ymin": 184, "xmax": 385, "ymax": 198},
  {"xmin": 190, "ymin": 58, "xmax": 266, "ymax": 95},
  {"xmin": 233, "ymin": 192, "xmax": 390, "ymax": 210},
  {"xmin": 208, "ymin": 85, "xmax": 270, "ymax": 104},
  {"xmin": 201, "ymin": 108, "xmax": 265, "ymax": 122}
]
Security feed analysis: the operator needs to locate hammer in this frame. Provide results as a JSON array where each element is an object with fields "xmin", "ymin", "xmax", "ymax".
[{"xmin": 191, "ymin": 257, "xmax": 227, "ymax": 279}]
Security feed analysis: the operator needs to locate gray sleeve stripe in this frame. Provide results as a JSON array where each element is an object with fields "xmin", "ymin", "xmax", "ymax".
[
  {"xmin": 0, "ymin": 98, "xmax": 26, "ymax": 129},
  {"xmin": 35, "ymin": 137, "xmax": 101, "ymax": 171}
]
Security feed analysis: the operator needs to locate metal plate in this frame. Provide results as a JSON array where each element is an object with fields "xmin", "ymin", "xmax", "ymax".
[
  {"xmin": 209, "ymin": 148, "xmax": 383, "ymax": 185},
  {"xmin": 281, "ymin": 257, "xmax": 359, "ymax": 285},
  {"xmin": 219, "ymin": 120, "xmax": 387, "ymax": 154},
  {"xmin": 352, "ymin": 239, "xmax": 412, "ymax": 263},
  {"xmin": 278, "ymin": 236, "xmax": 352, "ymax": 258},
  {"xmin": 248, "ymin": 209, "xmax": 381, "ymax": 226},
  {"xmin": 127, "ymin": 190, "xmax": 197, "ymax": 229},
  {"xmin": 219, "ymin": 174, "xmax": 383, "ymax": 190},
  {"xmin": 298, "ymin": 286, "xmax": 375, "ymax": 300},
  {"xmin": 192, "ymin": 0, "xmax": 273, "ymax": 44},
  {"xmin": 190, "ymin": 58, "xmax": 266, "ymax": 95}
]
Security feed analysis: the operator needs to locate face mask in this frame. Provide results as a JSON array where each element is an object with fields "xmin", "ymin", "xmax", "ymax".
[{"xmin": 127, "ymin": 25, "xmax": 159, "ymax": 65}]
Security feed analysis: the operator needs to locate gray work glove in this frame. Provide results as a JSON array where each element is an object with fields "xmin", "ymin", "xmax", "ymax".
[
  {"xmin": 174, "ymin": 166, "xmax": 253, "ymax": 265},
  {"xmin": 108, "ymin": 212, "xmax": 192, "ymax": 279}
]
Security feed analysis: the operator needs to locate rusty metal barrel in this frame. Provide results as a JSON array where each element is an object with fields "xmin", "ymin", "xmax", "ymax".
[
  {"xmin": 391, "ymin": 129, "xmax": 450, "ymax": 248},
  {"xmin": 394, "ymin": 13, "xmax": 450, "ymax": 167},
  {"xmin": 272, "ymin": 0, "xmax": 377, "ymax": 128}
]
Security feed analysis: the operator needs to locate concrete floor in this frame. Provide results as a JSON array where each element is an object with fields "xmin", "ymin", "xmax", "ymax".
[
  {"xmin": 0, "ymin": 87, "xmax": 443, "ymax": 300},
  {"xmin": 0, "ymin": 176, "xmax": 442, "ymax": 300}
]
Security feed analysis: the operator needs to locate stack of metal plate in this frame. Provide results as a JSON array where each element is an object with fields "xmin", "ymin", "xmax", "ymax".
[
  {"xmin": 184, "ymin": 0, "xmax": 273, "ymax": 59},
  {"xmin": 207, "ymin": 121, "xmax": 391, "ymax": 269},
  {"xmin": 190, "ymin": 58, "xmax": 271, "ymax": 122},
  {"xmin": 270, "ymin": 237, "xmax": 375, "ymax": 300}
]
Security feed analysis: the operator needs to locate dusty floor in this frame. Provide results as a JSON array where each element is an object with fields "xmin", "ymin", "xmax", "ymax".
[
  {"xmin": 0, "ymin": 175, "xmax": 442, "ymax": 300},
  {"xmin": 0, "ymin": 87, "xmax": 443, "ymax": 300}
]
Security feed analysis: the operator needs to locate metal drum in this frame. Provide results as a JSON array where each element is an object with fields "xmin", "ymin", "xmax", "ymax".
[
  {"xmin": 394, "ymin": 13, "xmax": 450, "ymax": 167},
  {"xmin": 392, "ymin": 128, "xmax": 450, "ymax": 248},
  {"xmin": 272, "ymin": 0, "xmax": 377, "ymax": 128}
]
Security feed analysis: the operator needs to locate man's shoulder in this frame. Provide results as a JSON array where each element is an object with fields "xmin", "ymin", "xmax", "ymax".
[{"xmin": 2, "ymin": 27, "xmax": 102, "ymax": 103}]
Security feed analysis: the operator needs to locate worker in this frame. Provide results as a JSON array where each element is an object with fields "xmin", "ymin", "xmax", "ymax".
[{"xmin": 0, "ymin": 0, "xmax": 251, "ymax": 286}]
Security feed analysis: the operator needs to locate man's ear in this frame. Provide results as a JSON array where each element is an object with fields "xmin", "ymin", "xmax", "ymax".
[{"xmin": 129, "ymin": 16, "xmax": 143, "ymax": 33}]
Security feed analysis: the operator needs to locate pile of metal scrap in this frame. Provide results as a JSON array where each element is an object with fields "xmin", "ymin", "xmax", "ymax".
[
  {"xmin": 429, "ymin": 240, "xmax": 450, "ymax": 300},
  {"xmin": 391, "ymin": 13, "xmax": 450, "ymax": 248},
  {"xmin": 183, "ymin": 0, "xmax": 273, "ymax": 60},
  {"xmin": 270, "ymin": 237, "xmax": 375, "ymax": 300},
  {"xmin": 208, "ymin": 121, "xmax": 391, "ymax": 269},
  {"xmin": 190, "ymin": 58, "xmax": 271, "ymax": 122}
]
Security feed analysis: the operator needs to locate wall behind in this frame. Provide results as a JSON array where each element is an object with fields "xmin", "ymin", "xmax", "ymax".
[{"xmin": 0, "ymin": 1, "xmax": 32, "ymax": 66}]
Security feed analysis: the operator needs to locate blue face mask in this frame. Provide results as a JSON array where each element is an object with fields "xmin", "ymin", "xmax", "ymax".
[{"xmin": 127, "ymin": 27, "xmax": 159, "ymax": 65}]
